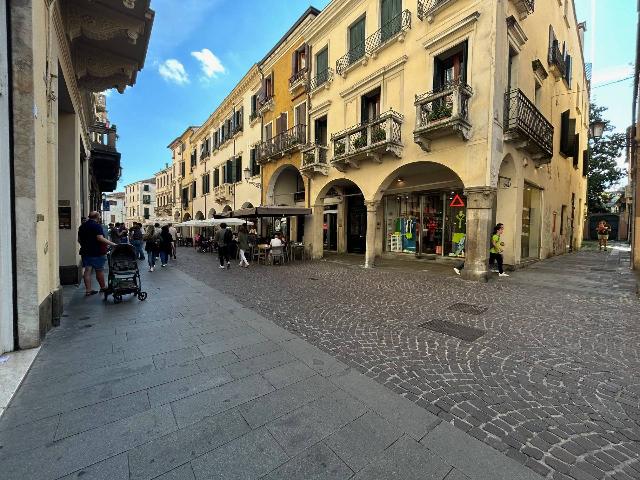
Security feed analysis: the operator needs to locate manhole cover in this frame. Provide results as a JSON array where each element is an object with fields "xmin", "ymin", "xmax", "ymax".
[
  {"xmin": 448, "ymin": 303, "xmax": 487, "ymax": 315},
  {"xmin": 419, "ymin": 319, "xmax": 485, "ymax": 342}
]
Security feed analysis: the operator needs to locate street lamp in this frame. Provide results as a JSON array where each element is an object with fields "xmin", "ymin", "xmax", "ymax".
[
  {"xmin": 243, "ymin": 166, "xmax": 261, "ymax": 188},
  {"xmin": 589, "ymin": 120, "xmax": 606, "ymax": 140}
]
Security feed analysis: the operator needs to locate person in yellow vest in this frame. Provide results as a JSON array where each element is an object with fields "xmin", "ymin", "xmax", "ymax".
[{"xmin": 489, "ymin": 223, "xmax": 508, "ymax": 277}]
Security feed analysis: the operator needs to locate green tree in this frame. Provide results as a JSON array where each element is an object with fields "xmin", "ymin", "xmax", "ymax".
[{"xmin": 587, "ymin": 104, "xmax": 625, "ymax": 212}]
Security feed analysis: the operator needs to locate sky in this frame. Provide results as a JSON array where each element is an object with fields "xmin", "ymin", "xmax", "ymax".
[{"xmin": 106, "ymin": 0, "xmax": 636, "ymax": 189}]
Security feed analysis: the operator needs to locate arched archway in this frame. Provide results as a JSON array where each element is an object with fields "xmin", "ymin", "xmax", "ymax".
[
  {"xmin": 208, "ymin": 208, "xmax": 216, "ymax": 219},
  {"xmin": 241, "ymin": 202, "xmax": 254, "ymax": 209},
  {"xmin": 267, "ymin": 164, "xmax": 305, "ymax": 206},
  {"xmin": 313, "ymin": 178, "xmax": 367, "ymax": 255},
  {"xmin": 195, "ymin": 211, "xmax": 204, "ymax": 220},
  {"xmin": 371, "ymin": 161, "xmax": 466, "ymax": 260},
  {"xmin": 182, "ymin": 212, "xmax": 191, "ymax": 222}
]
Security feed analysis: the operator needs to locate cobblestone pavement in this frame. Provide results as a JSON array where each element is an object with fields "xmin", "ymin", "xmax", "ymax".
[{"xmin": 171, "ymin": 244, "xmax": 640, "ymax": 480}]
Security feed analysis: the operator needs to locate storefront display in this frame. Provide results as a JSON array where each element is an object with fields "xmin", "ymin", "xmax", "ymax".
[{"xmin": 384, "ymin": 190, "xmax": 466, "ymax": 257}]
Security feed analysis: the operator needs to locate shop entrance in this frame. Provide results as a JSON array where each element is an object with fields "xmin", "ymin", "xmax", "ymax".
[
  {"xmin": 347, "ymin": 192, "xmax": 366, "ymax": 253},
  {"xmin": 521, "ymin": 183, "xmax": 541, "ymax": 259},
  {"xmin": 323, "ymin": 209, "xmax": 337, "ymax": 251},
  {"xmin": 377, "ymin": 162, "xmax": 465, "ymax": 259}
]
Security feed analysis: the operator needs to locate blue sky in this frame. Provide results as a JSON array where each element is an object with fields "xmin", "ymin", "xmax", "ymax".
[{"xmin": 107, "ymin": 0, "xmax": 635, "ymax": 189}]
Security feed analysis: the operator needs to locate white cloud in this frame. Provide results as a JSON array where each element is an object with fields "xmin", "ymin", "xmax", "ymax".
[
  {"xmin": 101, "ymin": 89, "xmax": 113, "ymax": 97},
  {"xmin": 191, "ymin": 48, "xmax": 226, "ymax": 79},
  {"xmin": 158, "ymin": 59, "xmax": 189, "ymax": 85},
  {"xmin": 592, "ymin": 64, "xmax": 633, "ymax": 86}
]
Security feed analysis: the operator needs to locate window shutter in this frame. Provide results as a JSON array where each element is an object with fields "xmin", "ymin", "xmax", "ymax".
[
  {"xmin": 572, "ymin": 134, "xmax": 580, "ymax": 168},
  {"xmin": 582, "ymin": 148, "xmax": 589, "ymax": 177},
  {"xmin": 214, "ymin": 168, "xmax": 219, "ymax": 187},
  {"xmin": 291, "ymin": 50, "xmax": 297, "ymax": 75},
  {"xmin": 236, "ymin": 155, "xmax": 242, "ymax": 181},
  {"xmin": 560, "ymin": 110, "xmax": 570, "ymax": 156},
  {"xmin": 222, "ymin": 165, "xmax": 226, "ymax": 184},
  {"xmin": 565, "ymin": 54, "xmax": 573, "ymax": 86},
  {"xmin": 305, "ymin": 44, "xmax": 311, "ymax": 72},
  {"xmin": 226, "ymin": 159, "xmax": 233, "ymax": 183}
]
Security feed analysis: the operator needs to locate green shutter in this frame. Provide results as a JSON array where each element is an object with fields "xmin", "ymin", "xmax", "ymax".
[{"xmin": 316, "ymin": 48, "xmax": 328, "ymax": 74}]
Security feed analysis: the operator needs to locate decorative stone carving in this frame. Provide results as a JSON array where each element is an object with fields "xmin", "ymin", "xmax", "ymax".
[{"xmin": 73, "ymin": 43, "xmax": 138, "ymax": 93}]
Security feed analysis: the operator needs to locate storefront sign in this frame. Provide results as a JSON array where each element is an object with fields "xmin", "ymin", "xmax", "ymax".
[{"xmin": 449, "ymin": 194, "xmax": 465, "ymax": 207}]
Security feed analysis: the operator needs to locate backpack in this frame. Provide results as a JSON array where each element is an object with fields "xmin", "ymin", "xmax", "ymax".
[{"xmin": 224, "ymin": 228, "xmax": 233, "ymax": 244}]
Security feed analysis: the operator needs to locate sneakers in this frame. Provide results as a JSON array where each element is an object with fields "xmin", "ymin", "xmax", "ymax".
[
  {"xmin": 498, "ymin": 272, "xmax": 509, "ymax": 277},
  {"xmin": 161, "ymin": 264, "xmax": 166, "ymax": 267},
  {"xmin": 149, "ymin": 266, "xmax": 154, "ymax": 272},
  {"xmin": 219, "ymin": 265, "xmax": 226, "ymax": 269},
  {"xmin": 453, "ymin": 267, "xmax": 461, "ymax": 275}
]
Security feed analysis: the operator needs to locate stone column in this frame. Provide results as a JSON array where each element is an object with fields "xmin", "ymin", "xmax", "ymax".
[
  {"xmin": 364, "ymin": 200, "xmax": 379, "ymax": 268},
  {"xmin": 309, "ymin": 203, "xmax": 324, "ymax": 260},
  {"xmin": 462, "ymin": 187, "xmax": 496, "ymax": 281}
]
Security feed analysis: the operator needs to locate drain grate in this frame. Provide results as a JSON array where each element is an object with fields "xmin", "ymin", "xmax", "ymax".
[
  {"xmin": 419, "ymin": 319, "xmax": 486, "ymax": 342},
  {"xmin": 447, "ymin": 303, "xmax": 488, "ymax": 315}
]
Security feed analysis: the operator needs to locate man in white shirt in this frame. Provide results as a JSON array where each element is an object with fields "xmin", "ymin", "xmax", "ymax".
[
  {"xmin": 269, "ymin": 233, "xmax": 283, "ymax": 248},
  {"xmin": 168, "ymin": 224, "xmax": 177, "ymax": 259}
]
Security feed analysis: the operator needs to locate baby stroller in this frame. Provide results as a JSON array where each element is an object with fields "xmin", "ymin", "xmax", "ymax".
[{"xmin": 105, "ymin": 244, "xmax": 147, "ymax": 304}]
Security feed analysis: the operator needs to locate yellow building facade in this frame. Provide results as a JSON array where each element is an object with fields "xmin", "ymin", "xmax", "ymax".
[
  {"xmin": 154, "ymin": 165, "xmax": 174, "ymax": 222},
  {"xmin": 168, "ymin": 127, "xmax": 199, "ymax": 223},
  {"xmin": 295, "ymin": 0, "xmax": 588, "ymax": 278}
]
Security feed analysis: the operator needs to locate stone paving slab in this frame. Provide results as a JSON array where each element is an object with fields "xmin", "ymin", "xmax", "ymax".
[{"xmin": 0, "ymin": 258, "xmax": 549, "ymax": 480}]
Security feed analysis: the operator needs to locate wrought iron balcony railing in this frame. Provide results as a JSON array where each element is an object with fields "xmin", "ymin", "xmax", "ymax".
[
  {"xmin": 336, "ymin": 11, "xmax": 411, "ymax": 76},
  {"xmin": 300, "ymin": 144, "xmax": 329, "ymax": 176},
  {"xmin": 417, "ymin": 0, "xmax": 453, "ymax": 21},
  {"xmin": 308, "ymin": 68, "xmax": 334, "ymax": 92},
  {"xmin": 548, "ymin": 40, "xmax": 566, "ymax": 79},
  {"xmin": 331, "ymin": 110, "xmax": 403, "ymax": 169},
  {"xmin": 413, "ymin": 81, "xmax": 473, "ymax": 151},
  {"xmin": 504, "ymin": 89, "xmax": 554, "ymax": 161},
  {"xmin": 289, "ymin": 67, "xmax": 308, "ymax": 90},
  {"xmin": 366, "ymin": 10, "xmax": 411, "ymax": 56},
  {"xmin": 257, "ymin": 124, "xmax": 306, "ymax": 163}
]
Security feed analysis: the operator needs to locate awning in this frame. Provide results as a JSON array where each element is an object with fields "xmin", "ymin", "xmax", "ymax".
[{"xmin": 233, "ymin": 206, "xmax": 312, "ymax": 218}]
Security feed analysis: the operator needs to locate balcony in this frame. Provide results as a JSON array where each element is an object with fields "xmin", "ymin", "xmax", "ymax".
[
  {"xmin": 413, "ymin": 82, "xmax": 473, "ymax": 152},
  {"xmin": 331, "ymin": 110, "xmax": 403, "ymax": 170},
  {"xmin": 548, "ymin": 40, "xmax": 566, "ymax": 79},
  {"xmin": 417, "ymin": 0, "xmax": 455, "ymax": 22},
  {"xmin": 307, "ymin": 68, "xmax": 334, "ymax": 93},
  {"xmin": 300, "ymin": 144, "xmax": 329, "ymax": 176},
  {"xmin": 365, "ymin": 10, "xmax": 411, "ymax": 59},
  {"xmin": 214, "ymin": 184, "xmax": 234, "ymax": 203},
  {"xmin": 258, "ymin": 124, "xmax": 306, "ymax": 163},
  {"xmin": 289, "ymin": 67, "xmax": 308, "ymax": 92},
  {"xmin": 336, "ymin": 10, "xmax": 411, "ymax": 77},
  {"xmin": 249, "ymin": 111, "xmax": 260, "ymax": 124},
  {"xmin": 90, "ymin": 123, "xmax": 121, "ymax": 192},
  {"xmin": 504, "ymin": 89, "xmax": 554, "ymax": 163},
  {"xmin": 510, "ymin": 0, "xmax": 534, "ymax": 19},
  {"xmin": 258, "ymin": 95, "xmax": 275, "ymax": 115}
]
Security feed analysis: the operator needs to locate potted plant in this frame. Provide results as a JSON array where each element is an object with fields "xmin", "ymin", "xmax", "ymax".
[
  {"xmin": 335, "ymin": 142, "xmax": 346, "ymax": 156},
  {"xmin": 353, "ymin": 135, "xmax": 367, "ymax": 149},
  {"xmin": 371, "ymin": 126, "xmax": 386, "ymax": 143}
]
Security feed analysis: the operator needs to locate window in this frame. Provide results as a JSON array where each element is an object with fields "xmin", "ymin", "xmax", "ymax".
[
  {"xmin": 314, "ymin": 116, "xmax": 328, "ymax": 146},
  {"xmin": 191, "ymin": 181, "xmax": 196, "ymax": 199},
  {"xmin": 380, "ymin": 0, "xmax": 402, "ymax": 42},
  {"xmin": 361, "ymin": 88, "xmax": 381, "ymax": 123},
  {"xmin": 180, "ymin": 161, "xmax": 185, "ymax": 177},
  {"xmin": 213, "ymin": 168, "xmax": 220, "ymax": 187},
  {"xmin": 560, "ymin": 109, "xmax": 576, "ymax": 157},
  {"xmin": 507, "ymin": 47, "xmax": 518, "ymax": 91},
  {"xmin": 294, "ymin": 102, "xmax": 307, "ymax": 127},
  {"xmin": 143, "ymin": 195, "xmax": 151, "ymax": 205},
  {"xmin": 572, "ymin": 133, "xmax": 580, "ymax": 169},
  {"xmin": 265, "ymin": 122, "xmax": 273, "ymax": 140},
  {"xmin": 560, "ymin": 205, "xmax": 566, "ymax": 235},
  {"xmin": 534, "ymin": 81, "xmax": 542, "ymax": 108},
  {"xmin": 434, "ymin": 41, "xmax": 468, "ymax": 89},
  {"xmin": 250, "ymin": 94, "xmax": 258, "ymax": 116},
  {"xmin": 275, "ymin": 112, "xmax": 288, "ymax": 135},
  {"xmin": 143, "ymin": 208, "xmax": 149, "ymax": 219},
  {"xmin": 235, "ymin": 155, "xmax": 242, "ymax": 182},
  {"xmin": 234, "ymin": 108, "xmax": 243, "ymax": 132},
  {"xmin": 315, "ymin": 47, "xmax": 329, "ymax": 84},
  {"xmin": 202, "ymin": 173, "xmax": 210, "ymax": 194},
  {"xmin": 564, "ymin": 53, "xmax": 573, "ymax": 86},
  {"xmin": 349, "ymin": 16, "xmax": 366, "ymax": 61},
  {"xmin": 249, "ymin": 148, "xmax": 260, "ymax": 176},
  {"xmin": 291, "ymin": 44, "xmax": 308, "ymax": 76}
]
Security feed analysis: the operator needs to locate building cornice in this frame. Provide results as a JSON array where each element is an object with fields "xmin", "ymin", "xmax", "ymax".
[
  {"xmin": 422, "ymin": 11, "xmax": 480, "ymax": 51},
  {"xmin": 301, "ymin": 0, "xmax": 367, "ymax": 43}
]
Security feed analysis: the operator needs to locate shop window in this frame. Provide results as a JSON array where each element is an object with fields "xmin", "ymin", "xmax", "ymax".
[
  {"xmin": 433, "ymin": 41, "xmax": 468, "ymax": 89},
  {"xmin": 361, "ymin": 87, "xmax": 381, "ymax": 123}
]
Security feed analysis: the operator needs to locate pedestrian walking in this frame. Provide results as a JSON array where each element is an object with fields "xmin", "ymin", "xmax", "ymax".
[
  {"xmin": 144, "ymin": 224, "xmax": 160, "ymax": 272},
  {"xmin": 77, "ymin": 211, "xmax": 116, "ymax": 296},
  {"xmin": 490, "ymin": 223, "xmax": 508, "ymax": 277},
  {"xmin": 454, "ymin": 223, "xmax": 509, "ymax": 277},
  {"xmin": 237, "ymin": 225, "xmax": 250, "ymax": 268},
  {"xmin": 118, "ymin": 223, "xmax": 129, "ymax": 244},
  {"xmin": 596, "ymin": 220, "xmax": 610, "ymax": 251},
  {"xmin": 215, "ymin": 223, "xmax": 232, "ymax": 269},
  {"xmin": 130, "ymin": 222, "xmax": 145, "ymax": 260},
  {"xmin": 168, "ymin": 223, "xmax": 178, "ymax": 259},
  {"xmin": 110, "ymin": 223, "xmax": 121, "ymax": 243},
  {"xmin": 159, "ymin": 225, "xmax": 173, "ymax": 267}
]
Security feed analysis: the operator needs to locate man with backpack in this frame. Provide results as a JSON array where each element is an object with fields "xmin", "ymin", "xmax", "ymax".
[{"xmin": 215, "ymin": 223, "xmax": 232, "ymax": 269}]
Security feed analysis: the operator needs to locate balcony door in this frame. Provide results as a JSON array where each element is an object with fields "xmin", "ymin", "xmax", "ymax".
[
  {"xmin": 361, "ymin": 87, "xmax": 381, "ymax": 123},
  {"xmin": 433, "ymin": 41, "xmax": 467, "ymax": 89},
  {"xmin": 315, "ymin": 116, "xmax": 328, "ymax": 146},
  {"xmin": 381, "ymin": 0, "xmax": 401, "ymax": 41},
  {"xmin": 316, "ymin": 48, "xmax": 328, "ymax": 78},
  {"xmin": 349, "ymin": 16, "xmax": 365, "ymax": 61}
]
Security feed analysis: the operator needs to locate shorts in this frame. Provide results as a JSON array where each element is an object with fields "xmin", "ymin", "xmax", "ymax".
[
  {"xmin": 82, "ymin": 255, "xmax": 106, "ymax": 270},
  {"xmin": 597, "ymin": 234, "xmax": 609, "ymax": 240}
]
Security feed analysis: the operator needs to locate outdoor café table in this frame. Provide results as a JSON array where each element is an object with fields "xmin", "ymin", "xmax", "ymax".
[{"xmin": 290, "ymin": 243, "xmax": 305, "ymax": 261}]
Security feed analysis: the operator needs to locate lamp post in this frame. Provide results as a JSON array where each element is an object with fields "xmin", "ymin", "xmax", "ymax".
[
  {"xmin": 243, "ymin": 167, "xmax": 261, "ymax": 188},
  {"xmin": 589, "ymin": 120, "xmax": 605, "ymax": 140}
]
